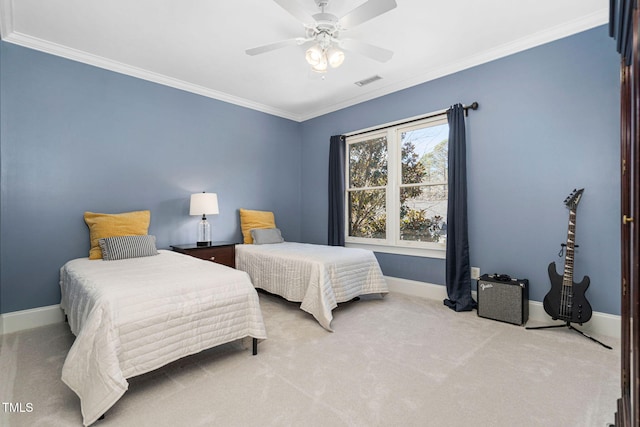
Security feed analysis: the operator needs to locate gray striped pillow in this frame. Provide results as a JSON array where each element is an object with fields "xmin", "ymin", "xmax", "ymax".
[{"xmin": 98, "ymin": 235, "xmax": 158, "ymax": 261}]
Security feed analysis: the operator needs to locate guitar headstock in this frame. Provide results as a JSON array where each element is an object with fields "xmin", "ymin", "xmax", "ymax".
[{"xmin": 564, "ymin": 188, "xmax": 584, "ymax": 210}]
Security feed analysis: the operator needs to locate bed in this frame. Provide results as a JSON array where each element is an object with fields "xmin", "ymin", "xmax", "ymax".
[
  {"xmin": 235, "ymin": 242, "xmax": 388, "ymax": 331},
  {"xmin": 59, "ymin": 249, "xmax": 267, "ymax": 426}
]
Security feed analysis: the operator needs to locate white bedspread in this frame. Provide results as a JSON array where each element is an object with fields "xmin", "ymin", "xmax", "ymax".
[
  {"xmin": 235, "ymin": 242, "xmax": 388, "ymax": 331},
  {"xmin": 59, "ymin": 250, "xmax": 267, "ymax": 426}
]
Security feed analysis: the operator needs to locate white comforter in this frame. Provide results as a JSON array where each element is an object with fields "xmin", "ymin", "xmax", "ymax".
[
  {"xmin": 235, "ymin": 242, "xmax": 388, "ymax": 331},
  {"xmin": 59, "ymin": 250, "xmax": 267, "ymax": 426}
]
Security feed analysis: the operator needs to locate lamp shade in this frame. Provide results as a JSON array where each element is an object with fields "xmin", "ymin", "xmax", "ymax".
[
  {"xmin": 305, "ymin": 45, "xmax": 323, "ymax": 66},
  {"xmin": 190, "ymin": 193, "xmax": 219, "ymax": 216},
  {"xmin": 327, "ymin": 47, "xmax": 345, "ymax": 68},
  {"xmin": 311, "ymin": 56, "xmax": 328, "ymax": 73}
]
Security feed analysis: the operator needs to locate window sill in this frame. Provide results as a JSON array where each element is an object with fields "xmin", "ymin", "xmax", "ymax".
[{"xmin": 345, "ymin": 242, "xmax": 446, "ymax": 259}]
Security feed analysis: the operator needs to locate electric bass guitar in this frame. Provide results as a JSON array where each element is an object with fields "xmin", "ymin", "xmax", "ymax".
[{"xmin": 542, "ymin": 188, "xmax": 592, "ymax": 324}]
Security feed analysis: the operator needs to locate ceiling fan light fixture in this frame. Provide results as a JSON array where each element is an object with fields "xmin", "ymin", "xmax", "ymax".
[
  {"xmin": 326, "ymin": 47, "xmax": 345, "ymax": 68},
  {"xmin": 246, "ymin": 0, "xmax": 397, "ymax": 74},
  {"xmin": 311, "ymin": 56, "xmax": 328, "ymax": 73},
  {"xmin": 305, "ymin": 45, "xmax": 324, "ymax": 66}
]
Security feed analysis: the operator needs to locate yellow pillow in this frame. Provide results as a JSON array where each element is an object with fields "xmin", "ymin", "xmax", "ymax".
[
  {"xmin": 84, "ymin": 210, "xmax": 151, "ymax": 259},
  {"xmin": 239, "ymin": 209, "xmax": 276, "ymax": 244}
]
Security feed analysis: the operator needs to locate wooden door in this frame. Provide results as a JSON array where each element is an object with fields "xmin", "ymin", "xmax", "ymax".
[{"xmin": 616, "ymin": 6, "xmax": 639, "ymax": 426}]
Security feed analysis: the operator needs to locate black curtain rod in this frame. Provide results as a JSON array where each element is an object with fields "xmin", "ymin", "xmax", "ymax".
[{"xmin": 346, "ymin": 101, "xmax": 479, "ymax": 138}]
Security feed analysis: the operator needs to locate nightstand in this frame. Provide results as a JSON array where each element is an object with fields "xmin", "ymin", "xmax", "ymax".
[{"xmin": 171, "ymin": 242, "xmax": 237, "ymax": 268}]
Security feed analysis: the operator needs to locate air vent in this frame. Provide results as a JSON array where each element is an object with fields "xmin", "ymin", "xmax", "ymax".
[{"xmin": 354, "ymin": 75, "xmax": 382, "ymax": 87}]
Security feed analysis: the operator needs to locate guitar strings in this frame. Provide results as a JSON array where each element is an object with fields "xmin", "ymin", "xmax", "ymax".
[{"xmin": 560, "ymin": 210, "xmax": 577, "ymax": 320}]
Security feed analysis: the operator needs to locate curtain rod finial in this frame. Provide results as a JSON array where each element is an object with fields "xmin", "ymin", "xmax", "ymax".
[{"xmin": 463, "ymin": 102, "xmax": 479, "ymax": 116}]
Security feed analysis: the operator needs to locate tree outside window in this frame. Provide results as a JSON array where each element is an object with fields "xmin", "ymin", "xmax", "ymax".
[
  {"xmin": 348, "ymin": 136, "xmax": 387, "ymax": 238},
  {"xmin": 346, "ymin": 117, "xmax": 449, "ymax": 250},
  {"xmin": 400, "ymin": 124, "xmax": 448, "ymax": 243}
]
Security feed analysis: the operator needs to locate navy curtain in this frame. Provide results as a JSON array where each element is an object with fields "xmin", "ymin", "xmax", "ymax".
[
  {"xmin": 328, "ymin": 135, "xmax": 346, "ymax": 246},
  {"xmin": 444, "ymin": 104, "xmax": 476, "ymax": 312},
  {"xmin": 609, "ymin": 0, "xmax": 633, "ymax": 65}
]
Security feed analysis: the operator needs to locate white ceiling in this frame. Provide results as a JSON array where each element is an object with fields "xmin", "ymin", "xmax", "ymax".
[{"xmin": 0, "ymin": 0, "xmax": 608, "ymax": 122}]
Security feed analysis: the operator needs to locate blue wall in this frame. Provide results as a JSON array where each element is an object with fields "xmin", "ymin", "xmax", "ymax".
[
  {"xmin": 0, "ymin": 42, "xmax": 302, "ymax": 313},
  {"xmin": 300, "ymin": 26, "xmax": 622, "ymax": 315},
  {"xmin": 0, "ymin": 25, "xmax": 622, "ymax": 316}
]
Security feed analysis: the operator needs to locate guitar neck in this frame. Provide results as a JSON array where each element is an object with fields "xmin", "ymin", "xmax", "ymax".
[{"xmin": 563, "ymin": 209, "xmax": 577, "ymax": 286}]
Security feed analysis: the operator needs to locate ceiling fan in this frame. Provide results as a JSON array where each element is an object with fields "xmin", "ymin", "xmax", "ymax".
[{"xmin": 246, "ymin": 0, "xmax": 397, "ymax": 73}]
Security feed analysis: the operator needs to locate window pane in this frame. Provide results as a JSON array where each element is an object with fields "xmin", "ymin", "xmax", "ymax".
[
  {"xmin": 401, "ymin": 124, "xmax": 448, "ymax": 185},
  {"xmin": 400, "ymin": 185, "xmax": 447, "ymax": 242},
  {"xmin": 349, "ymin": 137, "xmax": 388, "ymax": 188},
  {"xmin": 349, "ymin": 189, "xmax": 386, "ymax": 238}
]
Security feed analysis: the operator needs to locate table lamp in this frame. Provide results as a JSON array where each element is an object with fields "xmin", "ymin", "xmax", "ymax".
[{"xmin": 190, "ymin": 192, "xmax": 219, "ymax": 246}]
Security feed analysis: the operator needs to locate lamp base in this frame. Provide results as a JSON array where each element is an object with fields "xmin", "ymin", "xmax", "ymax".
[{"xmin": 196, "ymin": 241, "xmax": 211, "ymax": 247}]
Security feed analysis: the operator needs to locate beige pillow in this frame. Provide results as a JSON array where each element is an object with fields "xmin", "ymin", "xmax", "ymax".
[
  {"xmin": 84, "ymin": 210, "xmax": 151, "ymax": 259},
  {"xmin": 239, "ymin": 209, "xmax": 276, "ymax": 244}
]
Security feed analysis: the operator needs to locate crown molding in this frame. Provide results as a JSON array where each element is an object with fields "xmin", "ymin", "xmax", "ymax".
[
  {"xmin": 296, "ymin": 8, "xmax": 610, "ymax": 121},
  {"xmin": 1, "ymin": 5, "xmax": 609, "ymax": 123},
  {"xmin": 1, "ymin": 30, "xmax": 301, "ymax": 122}
]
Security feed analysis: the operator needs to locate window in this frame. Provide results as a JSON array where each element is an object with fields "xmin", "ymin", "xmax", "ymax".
[{"xmin": 346, "ymin": 115, "xmax": 449, "ymax": 257}]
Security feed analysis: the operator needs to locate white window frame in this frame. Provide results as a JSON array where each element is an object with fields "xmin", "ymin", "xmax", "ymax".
[{"xmin": 345, "ymin": 114, "xmax": 448, "ymax": 259}]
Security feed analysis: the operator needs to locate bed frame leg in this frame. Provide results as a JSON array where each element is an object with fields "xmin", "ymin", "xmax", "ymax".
[{"xmin": 252, "ymin": 338, "xmax": 257, "ymax": 356}]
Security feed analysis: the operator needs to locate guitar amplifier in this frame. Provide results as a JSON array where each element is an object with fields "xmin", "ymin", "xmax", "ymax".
[{"xmin": 477, "ymin": 274, "xmax": 529, "ymax": 325}]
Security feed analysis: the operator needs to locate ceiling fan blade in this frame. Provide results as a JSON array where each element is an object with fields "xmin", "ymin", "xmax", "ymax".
[
  {"xmin": 273, "ymin": 0, "xmax": 315, "ymax": 23},
  {"xmin": 246, "ymin": 38, "xmax": 307, "ymax": 56},
  {"xmin": 340, "ymin": 39, "xmax": 394, "ymax": 62},
  {"xmin": 339, "ymin": 0, "xmax": 397, "ymax": 29}
]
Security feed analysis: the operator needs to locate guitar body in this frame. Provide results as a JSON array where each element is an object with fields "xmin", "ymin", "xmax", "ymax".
[{"xmin": 543, "ymin": 261, "xmax": 593, "ymax": 324}]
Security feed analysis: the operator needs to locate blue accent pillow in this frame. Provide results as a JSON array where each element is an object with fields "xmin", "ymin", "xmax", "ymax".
[
  {"xmin": 250, "ymin": 228, "xmax": 284, "ymax": 245},
  {"xmin": 98, "ymin": 235, "xmax": 158, "ymax": 260}
]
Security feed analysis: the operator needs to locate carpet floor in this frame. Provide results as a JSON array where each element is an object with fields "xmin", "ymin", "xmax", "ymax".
[{"xmin": 0, "ymin": 291, "xmax": 619, "ymax": 426}]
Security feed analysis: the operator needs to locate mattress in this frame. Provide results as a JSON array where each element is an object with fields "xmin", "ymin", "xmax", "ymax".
[
  {"xmin": 235, "ymin": 242, "xmax": 388, "ymax": 331},
  {"xmin": 59, "ymin": 250, "xmax": 267, "ymax": 426}
]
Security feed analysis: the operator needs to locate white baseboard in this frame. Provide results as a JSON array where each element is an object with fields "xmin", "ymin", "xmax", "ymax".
[
  {"xmin": 1, "ymin": 305, "xmax": 65, "ymax": 335},
  {"xmin": 1, "ymin": 278, "xmax": 621, "ymax": 340},
  {"xmin": 385, "ymin": 276, "xmax": 621, "ymax": 339}
]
